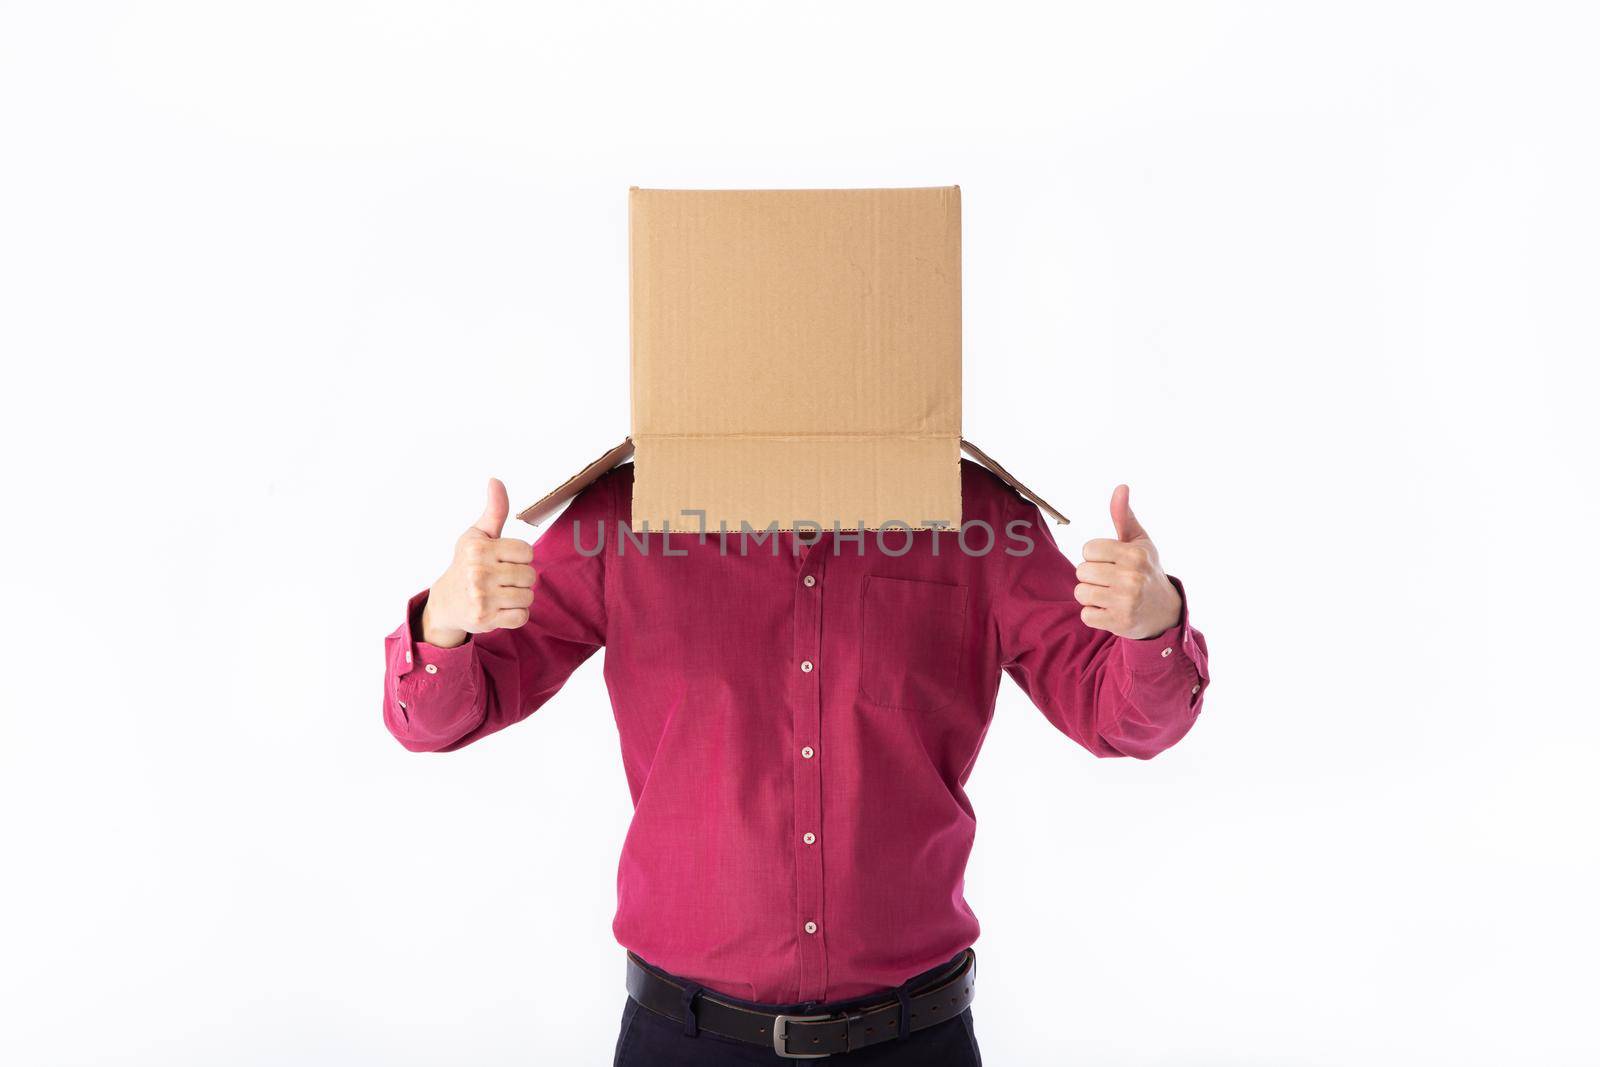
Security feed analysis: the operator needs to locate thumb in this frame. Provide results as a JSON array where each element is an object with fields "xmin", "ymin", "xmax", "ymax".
[
  {"xmin": 1110, "ymin": 484, "xmax": 1149, "ymax": 543},
  {"xmin": 472, "ymin": 477, "xmax": 510, "ymax": 538}
]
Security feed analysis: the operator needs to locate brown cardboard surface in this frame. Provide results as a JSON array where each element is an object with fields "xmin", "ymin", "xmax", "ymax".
[
  {"xmin": 629, "ymin": 186, "xmax": 962, "ymax": 531},
  {"xmin": 515, "ymin": 186, "xmax": 1069, "ymax": 532}
]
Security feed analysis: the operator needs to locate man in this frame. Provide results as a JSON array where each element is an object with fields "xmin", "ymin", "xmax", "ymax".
[{"xmin": 382, "ymin": 462, "xmax": 1209, "ymax": 1064}]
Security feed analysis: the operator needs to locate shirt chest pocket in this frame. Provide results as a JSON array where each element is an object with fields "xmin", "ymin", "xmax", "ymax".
[{"xmin": 858, "ymin": 575, "xmax": 969, "ymax": 712}]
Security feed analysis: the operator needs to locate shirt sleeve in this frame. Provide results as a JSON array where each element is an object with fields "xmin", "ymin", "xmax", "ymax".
[
  {"xmin": 381, "ymin": 475, "xmax": 612, "ymax": 753},
  {"xmin": 996, "ymin": 495, "xmax": 1210, "ymax": 759}
]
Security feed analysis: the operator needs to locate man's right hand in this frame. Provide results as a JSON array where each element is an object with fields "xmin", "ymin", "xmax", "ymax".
[{"xmin": 419, "ymin": 478, "xmax": 536, "ymax": 649}]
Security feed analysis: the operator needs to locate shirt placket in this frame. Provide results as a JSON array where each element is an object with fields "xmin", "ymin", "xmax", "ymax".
[{"xmin": 792, "ymin": 538, "xmax": 828, "ymax": 1002}]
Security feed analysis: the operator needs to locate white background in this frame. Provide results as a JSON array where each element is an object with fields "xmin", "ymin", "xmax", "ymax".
[{"xmin": 3, "ymin": 3, "xmax": 1597, "ymax": 1064}]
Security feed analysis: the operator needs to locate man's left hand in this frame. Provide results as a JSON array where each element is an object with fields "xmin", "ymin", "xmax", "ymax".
[{"xmin": 1074, "ymin": 484, "xmax": 1183, "ymax": 640}]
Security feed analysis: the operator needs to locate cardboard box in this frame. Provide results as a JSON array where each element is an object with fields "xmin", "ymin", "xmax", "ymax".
[{"xmin": 517, "ymin": 187, "xmax": 1068, "ymax": 532}]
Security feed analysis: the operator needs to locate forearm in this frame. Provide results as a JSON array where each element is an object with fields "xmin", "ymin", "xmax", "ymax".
[
  {"xmin": 1005, "ymin": 574, "xmax": 1210, "ymax": 759},
  {"xmin": 419, "ymin": 595, "xmax": 469, "ymax": 650},
  {"xmin": 379, "ymin": 474, "xmax": 611, "ymax": 754}
]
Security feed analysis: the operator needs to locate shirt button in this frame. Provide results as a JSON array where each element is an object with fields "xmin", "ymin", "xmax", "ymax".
[
  {"xmin": 800, "ymin": 660, "xmax": 814, "ymax": 673},
  {"xmin": 801, "ymin": 746, "xmax": 814, "ymax": 759},
  {"xmin": 397, "ymin": 700, "xmax": 407, "ymax": 711},
  {"xmin": 803, "ymin": 832, "xmax": 816, "ymax": 845},
  {"xmin": 404, "ymin": 650, "xmax": 412, "ymax": 664},
  {"xmin": 803, "ymin": 575, "xmax": 816, "ymax": 588},
  {"xmin": 1160, "ymin": 647, "xmax": 1173, "ymax": 658},
  {"xmin": 424, "ymin": 664, "xmax": 439, "ymax": 674},
  {"xmin": 1192, "ymin": 684, "xmax": 1201, "ymax": 694},
  {"xmin": 804, "ymin": 921, "xmax": 818, "ymax": 934}
]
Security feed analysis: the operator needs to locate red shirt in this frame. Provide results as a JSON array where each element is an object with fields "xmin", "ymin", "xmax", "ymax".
[{"xmin": 382, "ymin": 461, "xmax": 1210, "ymax": 1003}]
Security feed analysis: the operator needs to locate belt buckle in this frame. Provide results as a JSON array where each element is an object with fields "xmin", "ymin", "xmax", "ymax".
[{"xmin": 773, "ymin": 1013, "xmax": 833, "ymax": 1058}]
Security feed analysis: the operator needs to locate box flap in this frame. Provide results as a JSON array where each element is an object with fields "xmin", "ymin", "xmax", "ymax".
[
  {"xmin": 515, "ymin": 438, "xmax": 634, "ymax": 526},
  {"xmin": 629, "ymin": 186, "xmax": 962, "ymax": 532},
  {"xmin": 514, "ymin": 435, "xmax": 1069, "ymax": 529},
  {"xmin": 960, "ymin": 438, "xmax": 1070, "ymax": 526}
]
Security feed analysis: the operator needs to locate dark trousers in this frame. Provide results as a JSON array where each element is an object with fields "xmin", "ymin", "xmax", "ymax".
[{"xmin": 611, "ymin": 957, "xmax": 983, "ymax": 1066}]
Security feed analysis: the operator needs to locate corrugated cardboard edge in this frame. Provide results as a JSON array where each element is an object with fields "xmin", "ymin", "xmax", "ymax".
[
  {"xmin": 515, "ymin": 438, "xmax": 635, "ymax": 526},
  {"xmin": 516, "ymin": 436, "xmax": 1067, "ymax": 528},
  {"xmin": 960, "ymin": 438, "xmax": 1071, "ymax": 525}
]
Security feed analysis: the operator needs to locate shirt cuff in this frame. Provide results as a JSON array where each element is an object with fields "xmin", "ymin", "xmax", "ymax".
[
  {"xmin": 394, "ymin": 589, "xmax": 479, "ymax": 685},
  {"xmin": 1118, "ymin": 575, "xmax": 1201, "ymax": 674}
]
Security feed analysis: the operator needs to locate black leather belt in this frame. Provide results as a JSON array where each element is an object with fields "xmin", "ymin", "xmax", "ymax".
[{"xmin": 624, "ymin": 949, "xmax": 977, "ymax": 1059}]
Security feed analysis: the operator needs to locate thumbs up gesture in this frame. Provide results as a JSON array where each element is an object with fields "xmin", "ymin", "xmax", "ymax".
[
  {"xmin": 419, "ymin": 478, "xmax": 537, "ymax": 648},
  {"xmin": 1074, "ymin": 485, "xmax": 1183, "ymax": 640}
]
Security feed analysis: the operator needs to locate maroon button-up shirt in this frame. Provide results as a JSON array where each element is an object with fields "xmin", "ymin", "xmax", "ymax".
[{"xmin": 383, "ymin": 461, "xmax": 1209, "ymax": 1003}]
